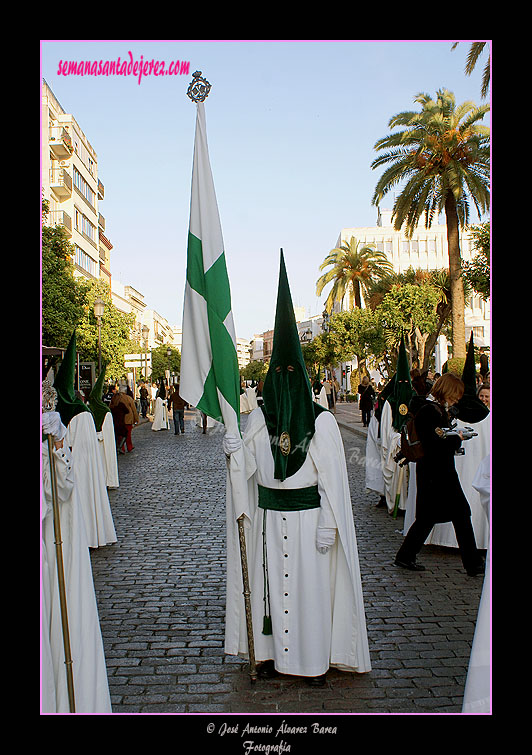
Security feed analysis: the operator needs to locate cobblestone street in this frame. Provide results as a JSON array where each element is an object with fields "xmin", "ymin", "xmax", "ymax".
[{"xmin": 89, "ymin": 407, "xmax": 483, "ymax": 721}]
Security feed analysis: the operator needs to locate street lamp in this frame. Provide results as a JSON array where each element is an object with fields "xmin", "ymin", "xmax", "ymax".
[
  {"xmin": 167, "ymin": 346, "xmax": 172, "ymax": 383},
  {"xmin": 94, "ymin": 296, "xmax": 105, "ymax": 373},
  {"xmin": 142, "ymin": 325, "xmax": 149, "ymax": 381}
]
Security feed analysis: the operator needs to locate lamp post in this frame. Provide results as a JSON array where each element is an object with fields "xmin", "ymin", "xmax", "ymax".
[
  {"xmin": 167, "ymin": 346, "xmax": 172, "ymax": 385},
  {"xmin": 142, "ymin": 325, "xmax": 149, "ymax": 382},
  {"xmin": 94, "ymin": 296, "xmax": 105, "ymax": 374}
]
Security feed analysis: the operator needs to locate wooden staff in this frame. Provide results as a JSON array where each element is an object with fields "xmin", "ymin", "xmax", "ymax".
[
  {"xmin": 237, "ymin": 513, "xmax": 257, "ymax": 683},
  {"xmin": 47, "ymin": 435, "xmax": 76, "ymax": 712}
]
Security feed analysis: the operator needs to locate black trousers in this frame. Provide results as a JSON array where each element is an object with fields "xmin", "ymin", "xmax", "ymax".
[{"xmin": 396, "ymin": 508, "xmax": 481, "ymax": 572}]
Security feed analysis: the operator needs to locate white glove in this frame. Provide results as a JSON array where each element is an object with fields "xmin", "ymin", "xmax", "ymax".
[
  {"xmin": 42, "ymin": 411, "xmax": 67, "ymax": 442},
  {"xmin": 223, "ymin": 433, "xmax": 242, "ymax": 457},
  {"xmin": 316, "ymin": 527, "xmax": 336, "ymax": 554}
]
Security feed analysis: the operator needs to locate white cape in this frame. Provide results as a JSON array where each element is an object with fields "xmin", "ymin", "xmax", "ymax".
[
  {"xmin": 224, "ymin": 408, "xmax": 371, "ymax": 676},
  {"xmin": 64, "ymin": 412, "xmax": 117, "ymax": 548},
  {"xmin": 41, "ymin": 441, "xmax": 112, "ymax": 713},
  {"xmin": 97, "ymin": 412, "xmax": 119, "ymax": 488},
  {"xmin": 365, "ymin": 414, "xmax": 384, "ymax": 495},
  {"xmin": 380, "ymin": 401, "xmax": 407, "ymax": 513},
  {"xmin": 403, "ymin": 415, "xmax": 490, "ymax": 548},
  {"xmin": 463, "ymin": 454, "xmax": 491, "ymax": 713},
  {"xmin": 152, "ymin": 396, "xmax": 169, "ymax": 431}
]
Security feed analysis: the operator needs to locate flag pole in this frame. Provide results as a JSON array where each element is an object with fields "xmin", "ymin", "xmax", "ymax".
[
  {"xmin": 186, "ymin": 72, "xmax": 257, "ymax": 683},
  {"xmin": 47, "ymin": 434, "xmax": 76, "ymax": 712}
]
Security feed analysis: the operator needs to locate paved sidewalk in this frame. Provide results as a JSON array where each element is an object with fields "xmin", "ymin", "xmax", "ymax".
[{"xmin": 89, "ymin": 407, "xmax": 484, "ymax": 718}]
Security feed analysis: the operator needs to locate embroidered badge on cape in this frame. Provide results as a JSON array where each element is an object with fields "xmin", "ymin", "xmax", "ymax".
[{"xmin": 279, "ymin": 431, "xmax": 291, "ymax": 456}]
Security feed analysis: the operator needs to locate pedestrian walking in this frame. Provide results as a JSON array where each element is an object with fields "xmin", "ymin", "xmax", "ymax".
[
  {"xmin": 110, "ymin": 386, "xmax": 128, "ymax": 454},
  {"xmin": 357, "ymin": 375, "xmax": 375, "ymax": 427},
  {"xmin": 139, "ymin": 382, "xmax": 149, "ymax": 418},
  {"xmin": 168, "ymin": 384, "xmax": 188, "ymax": 434}
]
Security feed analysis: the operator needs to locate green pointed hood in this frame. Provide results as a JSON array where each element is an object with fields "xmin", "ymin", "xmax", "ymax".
[
  {"xmin": 388, "ymin": 334, "xmax": 414, "ymax": 432},
  {"xmin": 456, "ymin": 332, "xmax": 490, "ymax": 423},
  {"xmin": 53, "ymin": 329, "xmax": 91, "ymax": 427},
  {"xmin": 261, "ymin": 250, "xmax": 325, "ymax": 481},
  {"xmin": 88, "ymin": 362, "xmax": 110, "ymax": 432}
]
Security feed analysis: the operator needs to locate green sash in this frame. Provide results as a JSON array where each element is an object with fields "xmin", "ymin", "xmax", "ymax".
[{"xmin": 258, "ymin": 484, "xmax": 320, "ymax": 512}]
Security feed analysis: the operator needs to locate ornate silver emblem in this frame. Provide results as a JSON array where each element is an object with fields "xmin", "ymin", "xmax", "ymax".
[
  {"xmin": 279, "ymin": 432, "xmax": 291, "ymax": 457},
  {"xmin": 187, "ymin": 71, "xmax": 212, "ymax": 102}
]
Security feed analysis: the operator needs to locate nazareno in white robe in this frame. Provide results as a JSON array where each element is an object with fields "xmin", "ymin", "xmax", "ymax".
[
  {"xmin": 403, "ymin": 414, "xmax": 490, "ymax": 549},
  {"xmin": 41, "ymin": 441, "xmax": 112, "ymax": 713},
  {"xmin": 365, "ymin": 414, "xmax": 384, "ymax": 496},
  {"xmin": 224, "ymin": 407, "xmax": 371, "ymax": 677},
  {"xmin": 97, "ymin": 411, "xmax": 119, "ymax": 489},
  {"xmin": 463, "ymin": 453, "xmax": 491, "ymax": 714},
  {"xmin": 152, "ymin": 397, "xmax": 169, "ymax": 431},
  {"xmin": 380, "ymin": 401, "xmax": 408, "ymax": 513},
  {"xmin": 64, "ymin": 412, "xmax": 117, "ymax": 549}
]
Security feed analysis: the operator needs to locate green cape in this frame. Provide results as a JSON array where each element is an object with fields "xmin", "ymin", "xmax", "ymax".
[
  {"xmin": 261, "ymin": 250, "xmax": 326, "ymax": 481},
  {"xmin": 455, "ymin": 332, "xmax": 490, "ymax": 423},
  {"xmin": 388, "ymin": 334, "xmax": 415, "ymax": 432},
  {"xmin": 53, "ymin": 329, "xmax": 91, "ymax": 427},
  {"xmin": 87, "ymin": 363, "xmax": 110, "ymax": 432}
]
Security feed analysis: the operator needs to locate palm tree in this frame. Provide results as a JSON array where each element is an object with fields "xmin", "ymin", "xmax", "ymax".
[
  {"xmin": 316, "ymin": 236, "xmax": 394, "ymax": 313},
  {"xmin": 452, "ymin": 41, "xmax": 490, "ymax": 99},
  {"xmin": 371, "ymin": 88, "xmax": 490, "ymax": 358}
]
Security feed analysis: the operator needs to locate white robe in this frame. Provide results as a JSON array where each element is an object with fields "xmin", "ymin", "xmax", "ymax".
[
  {"xmin": 97, "ymin": 412, "xmax": 119, "ymax": 489},
  {"xmin": 463, "ymin": 454, "xmax": 490, "ymax": 713},
  {"xmin": 41, "ymin": 441, "xmax": 112, "ymax": 713},
  {"xmin": 365, "ymin": 414, "xmax": 384, "ymax": 495},
  {"xmin": 152, "ymin": 397, "xmax": 169, "ymax": 431},
  {"xmin": 380, "ymin": 401, "xmax": 408, "ymax": 513},
  {"xmin": 403, "ymin": 415, "xmax": 490, "ymax": 549},
  {"xmin": 224, "ymin": 408, "xmax": 371, "ymax": 676},
  {"xmin": 64, "ymin": 412, "xmax": 117, "ymax": 549}
]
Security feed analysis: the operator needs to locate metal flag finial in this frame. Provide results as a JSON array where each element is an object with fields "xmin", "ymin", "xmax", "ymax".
[{"xmin": 187, "ymin": 71, "xmax": 212, "ymax": 102}]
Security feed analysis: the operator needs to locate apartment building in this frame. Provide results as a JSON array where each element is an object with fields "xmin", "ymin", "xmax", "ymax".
[{"xmin": 42, "ymin": 80, "xmax": 110, "ymax": 287}]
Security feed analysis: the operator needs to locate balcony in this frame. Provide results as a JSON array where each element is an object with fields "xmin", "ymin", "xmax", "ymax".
[
  {"xmin": 48, "ymin": 209, "xmax": 72, "ymax": 237},
  {"xmin": 98, "ymin": 179, "xmax": 104, "ymax": 200},
  {"xmin": 49, "ymin": 167, "xmax": 72, "ymax": 199},
  {"xmin": 49, "ymin": 127, "xmax": 73, "ymax": 159},
  {"xmin": 98, "ymin": 212, "xmax": 105, "ymax": 231}
]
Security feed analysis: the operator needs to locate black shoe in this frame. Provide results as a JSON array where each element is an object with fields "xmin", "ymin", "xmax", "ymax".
[
  {"xmin": 307, "ymin": 674, "xmax": 327, "ymax": 687},
  {"xmin": 394, "ymin": 558, "xmax": 425, "ymax": 571},
  {"xmin": 257, "ymin": 660, "xmax": 279, "ymax": 679},
  {"xmin": 466, "ymin": 563, "xmax": 485, "ymax": 577}
]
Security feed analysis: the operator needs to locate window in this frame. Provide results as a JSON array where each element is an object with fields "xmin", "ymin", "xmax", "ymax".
[
  {"xmin": 73, "ymin": 167, "xmax": 96, "ymax": 207},
  {"xmin": 74, "ymin": 246, "xmax": 98, "ymax": 277},
  {"xmin": 74, "ymin": 208, "xmax": 96, "ymax": 242}
]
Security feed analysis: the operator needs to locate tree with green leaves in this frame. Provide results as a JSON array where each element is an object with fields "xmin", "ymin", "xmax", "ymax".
[
  {"xmin": 42, "ymin": 200, "xmax": 90, "ymax": 347},
  {"xmin": 150, "ymin": 344, "xmax": 181, "ymax": 384},
  {"xmin": 371, "ymin": 88, "xmax": 490, "ymax": 359},
  {"xmin": 462, "ymin": 222, "xmax": 490, "ymax": 301},
  {"xmin": 76, "ymin": 279, "xmax": 138, "ymax": 381},
  {"xmin": 240, "ymin": 359, "xmax": 268, "ymax": 383},
  {"xmin": 316, "ymin": 236, "xmax": 394, "ymax": 313},
  {"xmin": 378, "ymin": 283, "xmax": 441, "ymax": 370}
]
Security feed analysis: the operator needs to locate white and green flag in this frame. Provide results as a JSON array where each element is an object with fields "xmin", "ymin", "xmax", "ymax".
[{"xmin": 180, "ymin": 102, "xmax": 241, "ymax": 437}]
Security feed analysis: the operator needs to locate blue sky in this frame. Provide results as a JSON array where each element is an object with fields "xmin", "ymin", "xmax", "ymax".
[{"xmin": 41, "ymin": 39, "xmax": 490, "ymax": 340}]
